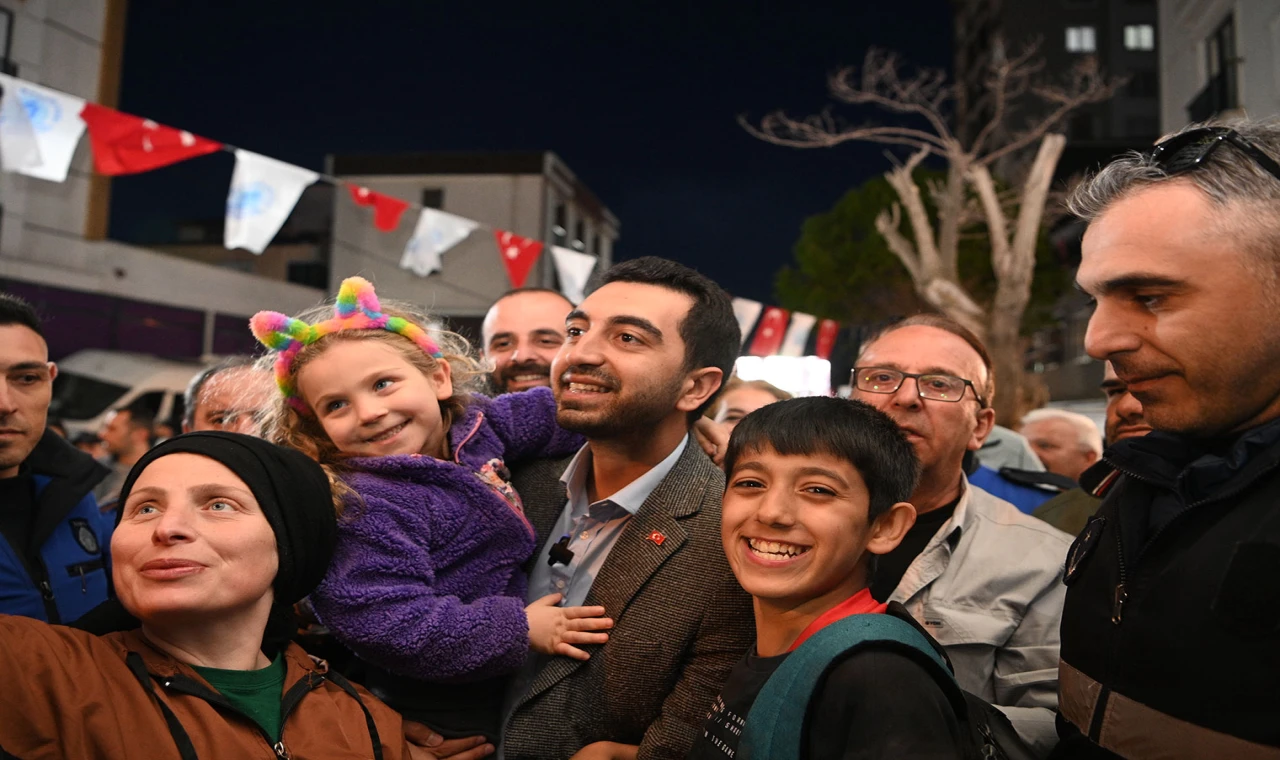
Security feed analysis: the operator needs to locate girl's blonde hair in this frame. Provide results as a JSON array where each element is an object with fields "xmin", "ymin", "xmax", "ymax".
[{"xmin": 259, "ymin": 298, "xmax": 488, "ymax": 515}]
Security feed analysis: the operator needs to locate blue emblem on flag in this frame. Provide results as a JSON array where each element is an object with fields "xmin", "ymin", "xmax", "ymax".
[
  {"xmin": 227, "ymin": 181, "xmax": 275, "ymax": 219},
  {"xmin": 20, "ymin": 88, "xmax": 62, "ymax": 133}
]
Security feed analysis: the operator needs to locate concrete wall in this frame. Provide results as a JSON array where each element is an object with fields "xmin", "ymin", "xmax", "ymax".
[
  {"xmin": 153, "ymin": 242, "xmax": 324, "ymax": 283},
  {"xmin": 1160, "ymin": 0, "xmax": 1280, "ymax": 131},
  {"xmin": 330, "ymin": 173, "xmax": 550, "ymax": 317}
]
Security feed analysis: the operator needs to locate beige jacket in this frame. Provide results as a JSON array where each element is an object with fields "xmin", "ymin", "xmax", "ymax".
[{"xmin": 890, "ymin": 477, "xmax": 1072, "ymax": 758}]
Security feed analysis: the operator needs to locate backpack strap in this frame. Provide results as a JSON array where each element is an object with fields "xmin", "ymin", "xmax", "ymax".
[{"xmin": 740, "ymin": 614, "xmax": 958, "ymax": 760}]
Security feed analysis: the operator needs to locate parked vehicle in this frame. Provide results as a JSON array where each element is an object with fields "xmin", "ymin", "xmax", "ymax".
[{"xmin": 50, "ymin": 351, "xmax": 206, "ymax": 438}]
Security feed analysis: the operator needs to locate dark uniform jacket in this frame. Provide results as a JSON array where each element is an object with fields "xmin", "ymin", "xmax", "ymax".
[
  {"xmin": 0, "ymin": 429, "xmax": 110, "ymax": 623},
  {"xmin": 506, "ymin": 443, "xmax": 754, "ymax": 760},
  {"xmin": 1053, "ymin": 420, "xmax": 1280, "ymax": 759}
]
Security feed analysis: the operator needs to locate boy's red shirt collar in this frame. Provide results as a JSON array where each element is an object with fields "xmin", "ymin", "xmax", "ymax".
[{"xmin": 787, "ymin": 588, "xmax": 887, "ymax": 653}]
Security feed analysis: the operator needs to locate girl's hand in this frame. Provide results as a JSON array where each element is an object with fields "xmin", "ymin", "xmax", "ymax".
[
  {"xmin": 526, "ymin": 594, "xmax": 613, "ymax": 660},
  {"xmin": 693, "ymin": 417, "xmax": 730, "ymax": 467}
]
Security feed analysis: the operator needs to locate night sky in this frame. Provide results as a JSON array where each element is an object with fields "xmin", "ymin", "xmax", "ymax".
[{"xmin": 110, "ymin": 0, "xmax": 954, "ymax": 303}]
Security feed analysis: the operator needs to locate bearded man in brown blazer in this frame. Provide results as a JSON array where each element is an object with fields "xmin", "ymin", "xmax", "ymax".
[{"xmin": 496, "ymin": 257, "xmax": 754, "ymax": 760}]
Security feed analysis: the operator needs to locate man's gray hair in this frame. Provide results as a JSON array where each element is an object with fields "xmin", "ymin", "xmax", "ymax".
[
  {"xmin": 1068, "ymin": 119, "xmax": 1280, "ymax": 274},
  {"xmin": 1021, "ymin": 408, "xmax": 1103, "ymax": 457},
  {"xmin": 183, "ymin": 355, "xmax": 260, "ymax": 430}
]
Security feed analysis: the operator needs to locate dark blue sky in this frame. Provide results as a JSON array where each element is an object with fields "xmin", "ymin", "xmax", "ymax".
[{"xmin": 110, "ymin": 0, "xmax": 954, "ymax": 303}]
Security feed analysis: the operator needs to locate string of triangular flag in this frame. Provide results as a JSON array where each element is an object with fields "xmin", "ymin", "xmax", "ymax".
[
  {"xmin": 0, "ymin": 75, "xmax": 597, "ymax": 300},
  {"xmin": 731, "ymin": 297, "xmax": 841, "ymax": 359}
]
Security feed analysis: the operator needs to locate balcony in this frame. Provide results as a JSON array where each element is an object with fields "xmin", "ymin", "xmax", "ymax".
[{"xmin": 1187, "ymin": 71, "xmax": 1237, "ymax": 123}]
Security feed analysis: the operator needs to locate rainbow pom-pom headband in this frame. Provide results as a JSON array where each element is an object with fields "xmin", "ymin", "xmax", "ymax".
[{"xmin": 250, "ymin": 276, "xmax": 444, "ymax": 412}]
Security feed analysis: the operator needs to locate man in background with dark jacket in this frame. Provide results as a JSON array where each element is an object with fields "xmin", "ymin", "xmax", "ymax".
[
  {"xmin": 0, "ymin": 293, "xmax": 110, "ymax": 624},
  {"xmin": 1060, "ymin": 119, "xmax": 1280, "ymax": 758}
]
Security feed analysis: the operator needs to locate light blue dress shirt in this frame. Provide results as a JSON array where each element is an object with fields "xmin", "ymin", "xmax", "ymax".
[{"xmin": 525, "ymin": 435, "xmax": 689, "ymax": 608}]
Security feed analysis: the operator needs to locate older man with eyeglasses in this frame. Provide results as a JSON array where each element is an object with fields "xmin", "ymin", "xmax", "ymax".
[
  {"xmin": 852, "ymin": 313, "xmax": 1072, "ymax": 759},
  {"xmin": 1052, "ymin": 121, "xmax": 1280, "ymax": 760}
]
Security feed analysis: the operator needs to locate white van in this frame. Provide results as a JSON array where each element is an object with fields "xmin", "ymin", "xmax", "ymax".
[{"xmin": 51, "ymin": 351, "xmax": 207, "ymax": 438}]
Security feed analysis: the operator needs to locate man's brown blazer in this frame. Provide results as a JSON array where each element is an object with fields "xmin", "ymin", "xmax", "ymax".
[{"xmin": 504, "ymin": 442, "xmax": 754, "ymax": 760}]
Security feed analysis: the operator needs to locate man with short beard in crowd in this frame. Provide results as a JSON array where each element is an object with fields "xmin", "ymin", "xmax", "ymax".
[
  {"xmin": 493, "ymin": 257, "xmax": 754, "ymax": 760},
  {"xmin": 482, "ymin": 289, "xmax": 573, "ymax": 394}
]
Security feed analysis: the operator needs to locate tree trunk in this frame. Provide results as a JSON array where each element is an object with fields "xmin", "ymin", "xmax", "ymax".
[{"xmin": 985, "ymin": 134, "xmax": 1065, "ymax": 426}]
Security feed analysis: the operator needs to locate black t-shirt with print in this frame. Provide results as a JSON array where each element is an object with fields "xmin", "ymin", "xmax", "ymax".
[{"xmin": 687, "ymin": 607, "xmax": 963, "ymax": 760}]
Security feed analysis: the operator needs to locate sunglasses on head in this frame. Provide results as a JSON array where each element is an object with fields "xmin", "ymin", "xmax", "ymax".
[{"xmin": 1149, "ymin": 127, "xmax": 1280, "ymax": 182}]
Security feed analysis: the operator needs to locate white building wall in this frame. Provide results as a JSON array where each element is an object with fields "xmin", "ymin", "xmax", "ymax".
[
  {"xmin": 330, "ymin": 173, "xmax": 549, "ymax": 317},
  {"xmin": 1160, "ymin": 0, "xmax": 1280, "ymax": 131}
]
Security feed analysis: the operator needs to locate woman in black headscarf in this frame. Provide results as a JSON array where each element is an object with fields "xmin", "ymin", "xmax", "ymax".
[{"xmin": 0, "ymin": 432, "xmax": 416, "ymax": 760}]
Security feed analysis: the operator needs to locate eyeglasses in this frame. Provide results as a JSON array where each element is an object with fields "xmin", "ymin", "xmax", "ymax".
[
  {"xmin": 852, "ymin": 367, "xmax": 987, "ymax": 408},
  {"xmin": 1149, "ymin": 127, "xmax": 1280, "ymax": 182}
]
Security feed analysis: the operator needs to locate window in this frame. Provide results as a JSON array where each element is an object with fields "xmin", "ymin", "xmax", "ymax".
[
  {"xmin": 572, "ymin": 220, "xmax": 586, "ymax": 251},
  {"xmin": 552, "ymin": 204, "xmax": 567, "ymax": 246},
  {"xmin": 1069, "ymin": 112, "xmax": 1096, "ymax": 140},
  {"xmin": 50, "ymin": 373, "xmax": 129, "ymax": 421},
  {"xmin": 0, "ymin": 8, "xmax": 15, "ymax": 76},
  {"xmin": 1066, "ymin": 26, "xmax": 1097, "ymax": 53},
  {"xmin": 1124, "ymin": 24, "xmax": 1155, "ymax": 51},
  {"xmin": 1126, "ymin": 69, "xmax": 1158, "ymax": 98},
  {"xmin": 1125, "ymin": 116, "xmax": 1159, "ymax": 137},
  {"xmin": 421, "ymin": 188, "xmax": 444, "ymax": 209}
]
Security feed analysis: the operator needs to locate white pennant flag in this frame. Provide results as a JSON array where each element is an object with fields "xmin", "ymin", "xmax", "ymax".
[
  {"xmin": 224, "ymin": 150, "xmax": 318, "ymax": 254},
  {"xmin": 400, "ymin": 207, "xmax": 479, "ymax": 277},
  {"xmin": 779, "ymin": 312, "xmax": 818, "ymax": 357},
  {"xmin": 0, "ymin": 75, "xmax": 86, "ymax": 182},
  {"xmin": 549, "ymin": 246, "xmax": 597, "ymax": 304},
  {"xmin": 731, "ymin": 297, "xmax": 764, "ymax": 347}
]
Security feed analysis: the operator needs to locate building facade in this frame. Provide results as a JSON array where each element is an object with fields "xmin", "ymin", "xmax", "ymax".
[
  {"xmin": 328, "ymin": 151, "xmax": 618, "ymax": 331},
  {"xmin": 0, "ymin": 0, "xmax": 323, "ymax": 361},
  {"xmin": 1159, "ymin": 0, "xmax": 1280, "ymax": 130}
]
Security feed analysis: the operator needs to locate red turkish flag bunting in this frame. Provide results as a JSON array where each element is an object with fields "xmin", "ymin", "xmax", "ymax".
[
  {"xmin": 747, "ymin": 307, "xmax": 790, "ymax": 356},
  {"xmin": 814, "ymin": 319, "xmax": 840, "ymax": 359},
  {"xmin": 348, "ymin": 184, "xmax": 410, "ymax": 232},
  {"xmin": 79, "ymin": 103, "xmax": 222, "ymax": 176},
  {"xmin": 493, "ymin": 230, "xmax": 544, "ymax": 288}
]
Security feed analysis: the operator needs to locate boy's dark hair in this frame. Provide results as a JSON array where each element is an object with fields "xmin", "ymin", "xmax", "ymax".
[
  {"xmin": 601, "ymin": 257, "xmax": 740, "ymax": 421},
  {"xmin": 0, "ymin": 293, "xmax": 43, "ymax": 338},
  {"xmin": 725, "ymin": 397, "xmax": 920, "ymax": 522}
]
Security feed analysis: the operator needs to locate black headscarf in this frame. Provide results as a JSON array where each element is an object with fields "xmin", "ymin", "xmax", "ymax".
[{"xmin": 116, "ymin": 431, "xmax": 338, "ymax": 607}]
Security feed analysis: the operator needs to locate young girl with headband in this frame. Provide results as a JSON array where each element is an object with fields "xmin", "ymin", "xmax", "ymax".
[{"xmin": 250, "ymin": 276, "xmax": 612, "ymax": 745}]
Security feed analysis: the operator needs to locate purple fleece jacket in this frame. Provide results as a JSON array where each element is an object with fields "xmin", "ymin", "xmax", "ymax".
[{"xmin": 310, "ymin": 386, "xmax": 584, "ymax": 683}]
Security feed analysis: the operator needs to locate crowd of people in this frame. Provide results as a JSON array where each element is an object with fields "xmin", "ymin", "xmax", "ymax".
[{"xmin": 0, "ymin": 118, "xmax": 1277, "ymax": 760}]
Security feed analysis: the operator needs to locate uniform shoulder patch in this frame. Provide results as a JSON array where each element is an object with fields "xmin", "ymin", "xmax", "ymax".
[{"xmin": 68, "ymin": 518, "xmax": 101, "ymax": 555}]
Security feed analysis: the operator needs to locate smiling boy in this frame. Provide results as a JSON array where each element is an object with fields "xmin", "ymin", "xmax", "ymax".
[{"xmin": 689, "ymin": 397, "xmax": 964, "ymax": 760}]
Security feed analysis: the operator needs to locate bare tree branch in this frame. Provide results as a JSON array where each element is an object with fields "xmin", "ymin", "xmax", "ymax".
[
  {"xmin": 883, "ymin": 147, "xmax": 943, "ymax": 276},
  {"xmin": 825, "ymin": 49, "xmax": 957, "ymax": 142},
  {"xmin": 874, "ymin": 204, "xmax": 923, "ymax": 283},
  {"xmin": 978, "ymin": 57, "xmax": 1125, "ymax": 166},
  {"xmin": 969, "ymin": 162, "xmax": 1012, "ymax": 278},
  {"xmin": 742, "ymin": 42, "xmax": 1120, "ymax": 423},
  {"xmin": 738, "ymin": 111, "xmax": 947, "ymax": 153}
]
